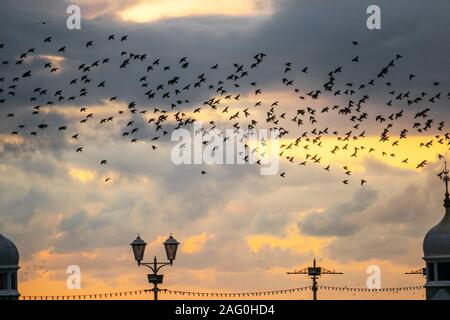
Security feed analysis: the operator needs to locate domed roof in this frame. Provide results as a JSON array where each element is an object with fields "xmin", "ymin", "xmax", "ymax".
[
  {"xmin": 423, "ymin": 208, "xmax": 450, "ymax": 258},
  {"xmin": 424, "ymin": 166, "xmax": 450, "ymax": 258},
  {"xmin": 0, "ymin": 233, "xmax": 19, "ymax": 266}
]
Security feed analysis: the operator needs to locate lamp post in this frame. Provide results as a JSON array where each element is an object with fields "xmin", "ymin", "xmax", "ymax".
[
  {"xmin": 287, "ymin": 258, "xmax": 343, "ymax": 300},
  {"xmin": 130, "ymin": 234, "xmax": 180, "ymax": 300}
]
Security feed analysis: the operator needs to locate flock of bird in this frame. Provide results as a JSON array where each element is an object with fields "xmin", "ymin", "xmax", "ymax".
[
  {"xmin": 1, "ymin": 30, "xmax": 449, "ymax": 186},
  {"xmin": 18, "ymin": 259, "xmax": 49, "ymax": 282}
]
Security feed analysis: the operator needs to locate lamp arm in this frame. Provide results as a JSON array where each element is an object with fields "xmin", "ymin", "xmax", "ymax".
[
  {"xmin": 155, "ymin": 262, "xmax": 171, "ymax": 273},
  {"xmin": 139, "ymin": 262, "xmax": 156, "ymax": 273},
  {"xmin": 139, "ymin": 260, "xmax": 171, "ymax": 273}
]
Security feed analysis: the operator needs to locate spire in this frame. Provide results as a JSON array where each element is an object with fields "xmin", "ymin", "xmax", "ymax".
[{"xmin": 442, "ymin": 161, "xmax": 450, "ymax": 208}]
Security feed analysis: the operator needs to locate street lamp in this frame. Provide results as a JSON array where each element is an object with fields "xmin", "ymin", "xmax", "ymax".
[
  {"xmin": 130, "ymin": 233, "xmax": 180, "ymax": 300},
  {"xmin": 164, "ymin": 234, "xmax": 180, "ymax": 265},
  {"xmin": 130, "ymin": 234, "xmax": 147, "ymax": 265}
]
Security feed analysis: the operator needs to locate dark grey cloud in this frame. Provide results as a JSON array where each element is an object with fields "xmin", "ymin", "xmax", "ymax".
[
  {"xmin": 299, "ymin": 187, "xmax": 378, "ymax": 236},
  {"xmin": 1, "ymin": 0, "xmax": 448, "ymax": 114},
  {"xmin": 320, "ymin": 161, "xmax": 448, "ymax": 263}
]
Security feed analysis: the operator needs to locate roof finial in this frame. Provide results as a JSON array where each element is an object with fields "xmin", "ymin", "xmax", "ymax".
[{"xmin": 442, "ymin": 161, "xmax": 450, "ymax": 208}]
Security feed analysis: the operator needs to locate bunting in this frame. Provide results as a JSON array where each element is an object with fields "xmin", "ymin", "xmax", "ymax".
[{"xmin": 19, "ymin": 285, "xmax": 424, "ymax": 300}]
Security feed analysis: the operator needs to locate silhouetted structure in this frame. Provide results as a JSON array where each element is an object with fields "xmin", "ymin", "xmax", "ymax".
[
  {"xmin": 0, "ymin": 232, "xmax": 20, "ymax": 300},
  {"xmin": 130, "ymin": 234, "xmax": 180, "ymax": 300},
  {"xmin": 287, "ymin": 258, "xmax": 343, "ymax": 300},
  {"xmin": 423, "ymin": 163, "xmax": 450, "ymax": 300}
]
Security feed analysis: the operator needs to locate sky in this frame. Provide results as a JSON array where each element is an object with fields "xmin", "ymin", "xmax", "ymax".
[{"xmin": 0, "ymin": 0, "xmax": 450, "ymax": 300}]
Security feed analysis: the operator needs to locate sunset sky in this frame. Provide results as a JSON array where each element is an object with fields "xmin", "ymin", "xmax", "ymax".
[{"xmin": 1, "ymin": 0, "xmax": 450, "ymax": 300}]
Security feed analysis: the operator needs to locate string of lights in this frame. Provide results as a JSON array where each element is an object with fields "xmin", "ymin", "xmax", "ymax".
[
  {"xmin": 159, "ymin": 286, "xmax": 312, "ymax": 297},
  {"xmin": 19, "ymin": 289, "xmax": 152, "ymax": 300},
  {"xmin": 19, "ymin": 287, "xmax": 312, "ymax": 300},
  {"xmin": 318, "ymin": 286, "xmax": 424, "ymax": 293},
  {"xmin": 19, "ymin": 285, "xmax": 424, "ymax": 300}
]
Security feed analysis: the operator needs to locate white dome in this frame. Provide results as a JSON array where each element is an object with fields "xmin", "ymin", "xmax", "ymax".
[
  {"xmin": 424, "ymin": 170, "xmax": 450, "ymax": 259},
  {"xmin": 423, "ymin": 197, "xmax": 450, "ymax": 258},
  {"xmin": 0, "ymin": 233, "xmax": 19, "ymax": 266}
]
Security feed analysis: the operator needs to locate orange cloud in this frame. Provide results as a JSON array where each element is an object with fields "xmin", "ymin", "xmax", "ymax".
[
  {"xmin": 0, "ymin": 134, "xmax": 24, "ymax": 151},
  {"xmin": 281, "ymin": 135, "xmax": 448, "ymax": 172},
  {"xmin": 182, "ymin": 232, "xmax": 212, "ymax": 254},
  {"xmin": 119, "ymin": 0, "xmax": 273, "ymax": 23},
  {"xmin": 247, "ymin": 225, "xmax": 330, "ymax": 256},
  {"xmin": 69, "ymin": 167, "xmax": 96, "ymax": 183}
]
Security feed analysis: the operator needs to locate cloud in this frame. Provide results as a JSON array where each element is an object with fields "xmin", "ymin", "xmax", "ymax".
[
  {"xmin": 118, "ymin": 0, "xmax": 273, "ymax": 23},
  {"xmin": 0, "ymin": 0, "xmax": 449, "ymax": 297},
  {"xmin": 182, "ymin": 232, "xmax": 211, "ymax": 254},
  {"xmin": 299, "ymin": 187, "xmax": 378, "ymax": 237},
  {"xmin": 69, "ymin": 166, "xmax": 96, "ymax": 182},
  {"xmin": 321, "ymin": 161, "xmax": 448, "ymax": 263}
]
